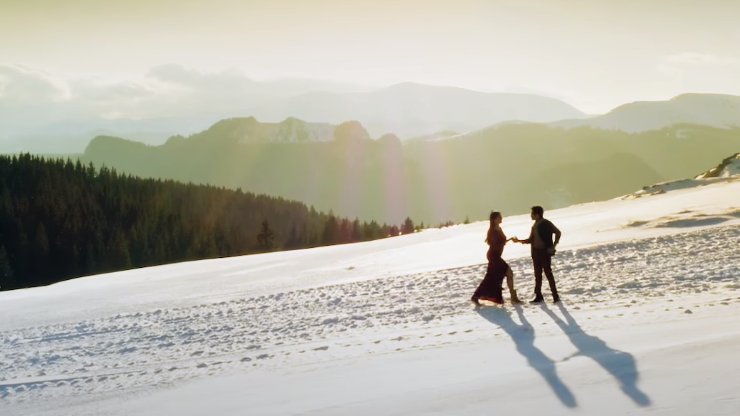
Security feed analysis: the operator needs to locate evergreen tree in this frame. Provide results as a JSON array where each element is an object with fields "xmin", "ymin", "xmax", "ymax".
[
  {"xmin": 256, "ymin": 219, "xmax": 274, "ymax": 251},
  {"xmin": 285, "ymin": 224, "xmax": 300, "ymax": 249},
  {"xmin": 0, "ymin": 246, "xmax": 14, "ymax": 290},
  {"xmin": 401, "ymin": 217, "xmax": 415, "ymax": 235},
  {"xmin": 34, "ymin": 223, "xmax": 50, "ymax": 257},
  {"xmin": 351, "ymin": 219, "xmax": 362, "ymax": 242},
  {"xmin": 338, "ymin": 218, "xmax": 352, "ymax": 243},
  {"xmin": 110, "ymin": 230, "xmax": 132, "ymax": 270},
  {"xmin": 322, "ymin": 214, "xmax": 339, "ymax": 245}
]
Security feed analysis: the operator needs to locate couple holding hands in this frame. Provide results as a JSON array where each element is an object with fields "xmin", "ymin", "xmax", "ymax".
[{"xmin": 472, "ymin": 205, "xmax": 561, "ymax": 306}]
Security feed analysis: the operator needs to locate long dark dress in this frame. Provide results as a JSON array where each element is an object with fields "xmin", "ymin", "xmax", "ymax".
[
  {"xmin": 487, "ymin": 227, "xmax": 510, "ymax": 272},
  {"xmin": 472, "ymin": 227, "xmax": 509, "ymax": 301}
]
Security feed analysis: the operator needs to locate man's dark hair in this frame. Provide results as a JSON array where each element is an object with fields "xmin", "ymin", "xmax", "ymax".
[
  {"xmin": 489, "ymin": 211, "xmax": 501, "ymax": 222},
  {"xmin": 531, "ymin": 206, "xmax": 544, "ymax": 217}
]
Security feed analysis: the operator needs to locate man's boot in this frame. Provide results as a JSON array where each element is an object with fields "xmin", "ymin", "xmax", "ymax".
[
  {"xmin": 552, "ymin": 294, "xmax": 561, "ymax": 303},
  {"xmin": 530, "ymin": 295, "xmax": 544, "ymax": 304}
]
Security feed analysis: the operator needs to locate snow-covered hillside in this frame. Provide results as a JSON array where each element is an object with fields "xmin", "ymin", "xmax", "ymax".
[
  {"xmin": 696, "ymin": 152, "xmax": 740, "ymax": 179},
  {"xmin": 622, "ymin": 152, "xmax": 740, "ymax": 198},
  {"xmin": 1, "ymin": 178, "xmax": 739, "ymax": 415}
]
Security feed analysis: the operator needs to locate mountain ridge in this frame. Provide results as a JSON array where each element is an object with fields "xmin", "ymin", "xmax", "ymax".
[
  {"xmin": 81, "ymin": 119, "xmax": 740, "ymax": 224},
  {"xmin": 553, "ymin": 93, "xmax": 740, "ymax": 132},
  {"xmin": 252, "ymin": 82, "xmax": 587, "ymax": 138}
]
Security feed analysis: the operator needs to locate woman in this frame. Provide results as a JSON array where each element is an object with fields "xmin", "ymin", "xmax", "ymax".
[{"xmin": 471, "ymin": 211, "xmax": 522, "ymax": 305}]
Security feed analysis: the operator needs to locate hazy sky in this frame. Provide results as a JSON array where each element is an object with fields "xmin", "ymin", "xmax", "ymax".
[{"xmin": 1, "ymin": 0, "xmax": 740, "ymax": 113}]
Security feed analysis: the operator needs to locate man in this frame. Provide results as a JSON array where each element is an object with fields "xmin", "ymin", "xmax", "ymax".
[{"xmin": 513, "ymin": 206, "xmax": 561, "ymax": 303}]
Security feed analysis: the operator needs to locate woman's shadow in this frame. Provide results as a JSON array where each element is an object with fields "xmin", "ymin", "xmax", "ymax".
[
  {"xmin": 477, "ymin": 306, "xmax": 577, "ymax": 408},
  {"xmin": 542, "ymin": 304, "xmax": 651, "ymax": 407}
]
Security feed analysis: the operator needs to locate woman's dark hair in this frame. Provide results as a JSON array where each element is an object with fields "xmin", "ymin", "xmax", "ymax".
[{"xmin": 486, "ymin": 211, "xmax": 501, "ymax": 244}]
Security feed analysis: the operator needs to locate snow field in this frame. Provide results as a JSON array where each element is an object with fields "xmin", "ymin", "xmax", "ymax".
[{"xmin": 1, "ymin": 224, "xmax": 738, "ymax": 414}]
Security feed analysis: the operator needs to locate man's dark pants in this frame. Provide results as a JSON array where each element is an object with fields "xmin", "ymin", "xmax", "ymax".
[{"xmin": 532, "ymin": 248, "xmax": 558, "ymax": 299}]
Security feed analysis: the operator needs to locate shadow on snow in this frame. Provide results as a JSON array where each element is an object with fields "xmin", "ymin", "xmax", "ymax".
[
  {"xmin": 477, "ymin": 303, "xmax": 651, "ymax": 408},
  {"xmin": 477, "ymin": 305, "xmax": 577, "ymax": 408},
  {"xmin": 542, "ymin": 303, "xmax": 651, "ymax": 407}
]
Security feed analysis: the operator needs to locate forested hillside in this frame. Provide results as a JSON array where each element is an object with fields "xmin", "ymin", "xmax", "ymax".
[
  {"xmin": 83, "ymin": 120, "xmax": 740, "ymax": 223},
  {"xmin": 0, "ymin": 155, "xmax": 405, "ymax": 290}
]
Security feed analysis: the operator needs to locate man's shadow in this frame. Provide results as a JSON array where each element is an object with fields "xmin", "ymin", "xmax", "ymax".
[
  {"xmin": 477, "ymin": 306, "xmax": 577, "ymax": 408},
  {"xmin": 542, "ymin": 303, "xmax": 651, "ymax": 407}
]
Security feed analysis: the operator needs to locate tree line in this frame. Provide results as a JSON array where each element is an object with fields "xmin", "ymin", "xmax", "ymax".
[{"xmin": 0, "ymin": 154, "xmax": 418, "ymax": 291}]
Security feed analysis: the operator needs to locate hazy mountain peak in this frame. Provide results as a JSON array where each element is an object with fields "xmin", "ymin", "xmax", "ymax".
[
  {"xmin": 553, "ymin": 93, "xmax": 740, "ymax": 132},
  {"xmin": 250, "ymin": 82, "xmax": 586, "ymax": 139},
  {"xmin": 208, "ymin": 117, "xmax": 259, "ymax": 129},
  {"xmin": 377, "ymin": 133, "xmax": 401, "ymax": 142},
  {"xmin": 407, "ymin": 130, "xmax": 462, "ymax": 142},
  {"xmin": 381, "ymin": 82, "xmax": 466, "ymax": 93},
  {"xmin": 280, "ymin": 116, "xmax": 305, "ymax": 124},
  {"xmin": 84, "ymin": 135, "xmax": 152, "ymax": 162},
  {"xmin": 376, "ymin": 133, "xmax": 403, "ymax": 150},
  {"xmin": 333, "ymin": 121, "xmax": 371, "ymax": 142},
  {"xmin": 86, "ymin": 135, "xmax": 147, "ymax": 150},
  {"xmin": 670, "ymin": 92, "xmax": 740, "ymax": 102},
  {"xmin": 181, "ymin": 116, "xmax": 336, "ymax": 144}
]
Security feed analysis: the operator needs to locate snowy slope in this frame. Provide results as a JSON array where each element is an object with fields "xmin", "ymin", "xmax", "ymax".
[
  {"xmin": 1, "ymin": 179, "xmax": 739, "ymax": 415},
  {"xmin": 696, "ymin": 152, "xmax": 740, "ymax": 179}
]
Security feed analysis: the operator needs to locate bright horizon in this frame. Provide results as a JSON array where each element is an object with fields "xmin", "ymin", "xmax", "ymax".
[{"xmin": 2, "ymin": 0, "xmax": 740, "ymax": 115}]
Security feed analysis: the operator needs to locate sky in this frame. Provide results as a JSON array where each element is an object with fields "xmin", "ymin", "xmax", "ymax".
[{"xmin": 1, "ymin": 0, "xmax": 739, "ymax": 123}]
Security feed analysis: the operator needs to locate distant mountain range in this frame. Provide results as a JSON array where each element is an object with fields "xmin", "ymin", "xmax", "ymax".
[
  {"xmin": 249, "ymin": 82, "xmax": 587, "ymax": 138},
  {"xmin": 82, "ymin": 118, "xmax": 740, "ymax": 224},
  {"xmin": 553, "ymin": 93, "xmax": 740, "ymax": 132},
  {"xmin": 165, "ymin": 117, "xmax": 340, "ymax": 145},
  {"xmin": 4, "ymin": 71, "xmax": 740, "ymax": 154}
]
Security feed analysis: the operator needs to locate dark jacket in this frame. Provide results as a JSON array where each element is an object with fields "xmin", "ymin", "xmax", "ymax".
[{"xmin": 524, "ymin": 219, "xmax": 559, "ymax": 252}]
